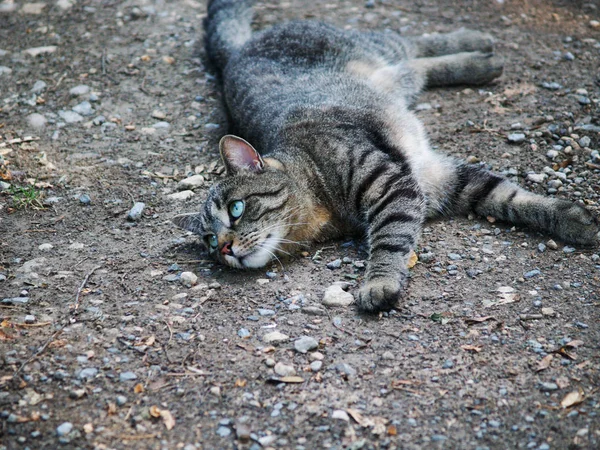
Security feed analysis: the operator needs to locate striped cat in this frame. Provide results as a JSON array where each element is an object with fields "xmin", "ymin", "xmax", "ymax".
[{"xmin": 173, "ymin": 0, "xmax": 599, "ymax": 312}]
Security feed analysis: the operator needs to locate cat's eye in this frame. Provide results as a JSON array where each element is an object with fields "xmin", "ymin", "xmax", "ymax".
[
  {"xmin": 229, "ymin": 200, "xmax": 245, "ymax": 219},
  {"xmin": 207, "ymin": 234, "xmax": 218, "ymax": 249}
]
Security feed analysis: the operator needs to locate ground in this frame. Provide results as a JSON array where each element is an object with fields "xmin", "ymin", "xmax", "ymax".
[{"xmin": 1, "ymin": 0, "xmax": 599, "ymax": 449}]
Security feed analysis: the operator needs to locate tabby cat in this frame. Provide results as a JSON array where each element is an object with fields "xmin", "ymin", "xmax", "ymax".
[{"xmin": 173, "ymin": 0, "xmax": 599, "ymax": 312}]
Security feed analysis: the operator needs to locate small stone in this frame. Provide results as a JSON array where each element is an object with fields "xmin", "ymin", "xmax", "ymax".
[
  {"xmin": 153, "ymin": 121, "xmax": 170, "ymax": 129},
  {"xmin": 79, "ymin": 368, "xmax": 98, "ymax": 379},
  {"xmin": 237, "ymin": 328, "xmax": 250, "ymax": 338},
  {"xmin": 527, "ymin": 173, "xmax": 547, "ymax": 183},
  {"xmin": 546, "ymin": 239, "xmax": 558, "ymax": 250},
  {"xmin": 546, "ymin": 149, "xmax": 559, "ymax": 160},
  {"xmin": 31, "ymin": 80, "xmax": 47, "ymax": 93},
  {"xmin": 151, "ymin": 110, "xmax": 167, "ymax": 120},
  {"xmin": 22, "ymin": 3, "xmax": 47, "ymax": 14},
  {"xmin": 563, "ymin": 52, "xmax": 575, "ymax": 61},
  {"xmin": 72, "ymin": 101, "xmax": 94, "ymax": 116},
  {"xmin": 256, "ymin": 279, "xmax": 270, "ymax": 285},
  {"xmin": 310, "ymin": 360, "xmax": 323, "ymax": 371},
  {"xmin": 419, "ymin": 252, "xmax": 435, "ymax": 263},
  {"xmin": 69, "ymin": 242, "xmax": 85, "ymax": 250},
  {"xmin": 274, "ymin": 362, "xmax": 296, "ymax": 377},
  {"xmin": 326, "ymin": 259, "xmax": 342, "ymax": 269},
  {"xmin": 59, "ymin": 110, "xmax": 83, "ymax": 123},
  {"xmin": 56, "ymin": 422, "xmax": 73, "ymax": 436},
  {"xmin": 579, "ymin": 136, "xmax": 591, "ymax": 148},
  {"xmin": 382, "ymin": 351, "xmax": 395, "ymax": 360},
  {"xmin": 322, "ymin": 285, "xmax": 354, "ymax": 307},
  {"xmin": 180, "ymin": 271, "xmax": 198, "ymax": 288},
  {"xmin": 539, "ymin": 382, "xmax": 558, "ymax": 392},
  {"xmin": 69, "ymin": 85, "xmax": 90, "ymax": 96},
  {"xmin": 537, "ymin": 243, "xmax": 546, "ymax": 253},
  {"xmin": 27, "ymin": 113, "xmax": 47, "ymax": 129},
  {"xmin": 442, "ymin": 359, "xmax": 454, "ymax": 369},
  {"xmin": 264, "ymin": 358, "xmax": 276, "ymax": 367},
  {"xmin": 38, "ymin": 243, "xmax": 53, "ymax": 251},
  {"xmin": 262, "ymin": 331, "xmax": 289, "ymax": 345},
  {"xmin": 507, "ymin": 133, "xmax": 526, "ymax": 144},
  {"xmin": 335, "ymin": 362, "xmax": 357, "ymax": 377},
  {"xmin": 119, "ymin": 371, "xmax": 137, "ymax": 382},
  {"xmin": 2, "ymin": 297, "xmax": 29, "ymax": 305},
  {"xmin": 23, "ymin": 46, "xmax": 57, "ymax": 57},
  {"xmin": 178, "ymin": 174, "xmax": 204, "ymax": 189},
  {"xmin": 562, "ymin": 246, "xmax": 575, "ymax": 254},
  {"xmin": 524, "ymin": 269, "xmax": 541, "ymax": 279},
  {"xmin": 216, "ymin": 426, "xmax": 231, "ymax": 437},
  {"xmin": 116, "ymin": 396, "xmax": 127, "ymax": 406},
  {"xmin": 127, "ymin": 202, "xmax": 145, "ymax": 221},
  {"xmin": 294, "ymin": 336, "xmax": 318, "ymax": 354},
  {"xmin": 448, "ymin": 253, "xmax": 462, "ymax": 261},
  {"xmin": 332, "ymin": 410, "xmax": 350, "ymax": 421},
  {"xmin": 591, "ymin": 20, "xmax": 600, "ymax": 28},
  {"xmin": 166, "ymin": 190, "xmax": 195, "ymax": 201},
  {"xmin": 258, "ymin": 308, "xmax": 275, "ymax": 316},
  {"xmin": 541, "ymin": 307, "xmax": 555, "ymax": 317}
]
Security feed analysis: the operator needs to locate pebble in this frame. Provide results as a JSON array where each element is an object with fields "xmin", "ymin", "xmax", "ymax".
[
  {"xmin": 2, "ymin": 297, "xmax": 29, "ymax": 305},
  {"xmin": 262, "ymin": 331, "xmax": 289, "ymax": 344},
  {"xmin": 332, "ymin": 410, "xmax": 350, "ymax": 421},
  {"xmin": 178, "ymin": 174, "xmax": 204, "ymax": 189},
  {"xmin": 151, "ymin": 110, "xmax": 167, "ymax": 120},
  {"xmin": 23, "ymin": 46, "xmax": 57, "ymax": 57},
  {"xmin": 326, "ymin": 259, "xmax": 342, "ymax": 269},
  {"xmin": 419, "ymin": 252, "xmax": 435, "ymax": 263},
  {"xmin": 258, "ymin": 308, "xmax": 275, "ymax": 316},
  {"xmin": 127, "ymin": 202, "xmax": 145, "ymax": 221},
  {"xmin": 294, "ymin": 336, "xmax": 318, "ymax": 353},
  {"xmin": 24, "ymin": 315, "xmax": 35, "ymax": 324},
  {"xmin": 524, "ymin": 269, "xmax": 541, "ymax": 279},
  {"xmin": 541, "ymin": 82, "xmax": 561, "ymax": 90},
  {"xmin": 541, "ymin": 307, "xmax": 555, "ymax": 317},
  {"xmin": 563, "ymin": 246, "xmax": 575, "ymax": 254},
  {"xmin": 579, "ymin": 136, "xmax": 591, "ymax": 148},
  {"xmin": 507, "ymin": 133, "xmax": 526, "ymax": 144},
  {"xmin": 0, "ymin": 66, "xmax": 12, "ymax": 76},
  {"xmin": 116, "ymin": 395, "xmax": 127, "ymax": 406},
  {"xmin": 539, "ymin": 382, "xmax": 558, "ymax": 392},
  {"xmin": 69, "ymin": 242, "xmax": 85, "ymax": 250},
  {"xmin": 56, "ymin": 422, "xmax": 73, "ymax": 436},
  {"xmin": 79, "ymin": 367, "xmax": 98, "ymax": 379},
  {"xmin": 546, "ymin": 149, "xmax": 559, "ymax": 160},
  {"xmin": 237, "ymin": 328, "xmax": 250, "ymax": 338},
  {"xmin": 448, "ymin": 253, "xmax": 461, "ymax": 261},
  {"xmin": 119, "ymin": 371, "xmax": 137, "ymax": 382},
  {"xmin": 527, "ymin": 173, "xmax": 547, "ymax": 183},
  {"xmin": 274, "ymin": 362, "xmax": 296, "ymax": 377},
  {"xmin": 59, "ymin": 110, "xmax": 83, "ymax": 123},
  {"xmin": 27, "ymin": 113, "xmax": 47, "ymax": 129},
  {"xmin": 72, "ymin": 101, "xmax": 94, "ymax": 116},
  {"xmin": 310, "ymin": 360, "xmax": 322, "ymax": 371},
  {"xmin": 153, "ymin": 121, "xmax": 170, "ymax": 129},
  {"xmin": 216, "ymin": 426, "xmax": 231, "ymax": 437},
  {"xmin": 69, "ymin": 85, "xmax": 90, "ymax": 96},
  {"xmin": 79, "ymin": 194, "xmax": 91, "ymax": 205},
  {"xmin": 38, "ymin": 243, "xmax": 53, "ymax": 251},
  {"xmin": 537, "ymin": 243, "xmax": 546, "ymax": 253},
  {"xmin": 546, "ymin": 240, "xmax": 558, "ymax": 250},
  {"xmin": 264, "ymin": 358, "xmax": 276, "ymax": 367},
  {"xmin": 335, "ymin": 362, "xmax": 357, "ymax": 377},
  {"xmin": 442, "ymin": 359, "xmax": 454, "ymax": 369},
  {"xmin": 563, "ymin": 52, "xmax": 575, "ymax": 61},
  {"xmin": 180, "ymin": 271, "xmax": 198, "ymax": 288},
  {"xmin": 166, "ymin": 190, "xmax": 195, "ymax": 201},
  {"xmin": 31, "ymin": 80, "xmax": 47, "ymax": 93},
  {"xmin": 322, "ymin": 284, "xmax": 354, "ymax": 307}
]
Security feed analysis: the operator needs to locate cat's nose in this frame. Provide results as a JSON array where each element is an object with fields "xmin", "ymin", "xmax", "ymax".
[{"xmin": 221, "ymin": 241, "xmax": 234, "ymax": 256}]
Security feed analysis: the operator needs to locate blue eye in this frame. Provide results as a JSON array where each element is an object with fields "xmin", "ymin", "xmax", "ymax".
[
  {"xmin": 207, "ymin": 234, "xmax": 218, "ymax": 249},
  {"xmin": 229, "ymin": 200, "xmax": 245, "ymax": 219}
]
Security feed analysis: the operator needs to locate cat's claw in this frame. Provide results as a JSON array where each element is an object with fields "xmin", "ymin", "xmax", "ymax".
[
  {"xmin": 555, "ymin": 201, "xmax": 600, "ymax": 246},
  {"xmin": 357, "ymin": 278, "xmax": 405, "ymax": 313}
]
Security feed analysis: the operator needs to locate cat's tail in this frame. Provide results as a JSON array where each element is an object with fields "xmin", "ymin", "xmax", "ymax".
[
  {"xmin": 437, "ymin": 163, "xmax": 600, "ymax": 246},
  {"xmin": 205, "ymin": 0, "xmax": 255, "ymax": 71}
]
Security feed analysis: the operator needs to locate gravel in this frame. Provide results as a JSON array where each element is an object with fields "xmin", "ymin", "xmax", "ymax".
[{"xmin": 294, "ymin": 336, "xmax": 318, "ymax": 353}]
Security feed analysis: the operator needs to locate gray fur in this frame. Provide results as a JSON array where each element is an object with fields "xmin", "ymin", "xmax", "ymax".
[{"xmin": 174, "ymin": 0, "xmax": 599, "ymax": 312}]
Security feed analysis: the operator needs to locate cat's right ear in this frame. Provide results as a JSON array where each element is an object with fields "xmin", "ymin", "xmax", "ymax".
[
  {"xmin": 219, "ymin": 135, "xmax": 265, "ymax": 175},
  {"xmin": 171, "ymin": 213, "xmax": 201, "ymax": 233}
]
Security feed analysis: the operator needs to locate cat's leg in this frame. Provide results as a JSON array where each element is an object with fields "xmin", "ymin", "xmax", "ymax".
[
  {"xmin": 439, "ymin": 164, "xmax": 600, "ymax": 245},
  {"xmin": 408, "ymin": 51, "xmax": 503, "ymax": 87},
  {"xmin": 354, "ymin": 167, "xmax": 427, "ymax": 312},
  {"xmin": 406, "ymin": 29, "xmax": 495, "ymax": 58}
]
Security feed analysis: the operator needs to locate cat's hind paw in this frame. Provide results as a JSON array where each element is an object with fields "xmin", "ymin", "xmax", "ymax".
[
  {"xmin": 554, "ymin": 201, "xmax": 600, "ymax": 246},
  {"xmin": 357, "ymin": 278, "xmax": 405, "ymax": 313}
]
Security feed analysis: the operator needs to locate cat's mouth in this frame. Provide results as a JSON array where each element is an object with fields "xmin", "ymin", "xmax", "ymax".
[{"xmin": 221, "ymin": 233, "xmax": 280, "ymax": 269}]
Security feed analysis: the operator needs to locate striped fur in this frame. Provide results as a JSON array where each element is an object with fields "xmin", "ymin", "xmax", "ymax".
[{"xmin": 173, "ymin": 0, "xmax": 600, "ymax": 312}]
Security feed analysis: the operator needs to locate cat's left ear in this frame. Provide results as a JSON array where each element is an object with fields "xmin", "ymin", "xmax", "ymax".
[
  {"xmin": 219, "ymin": 135, "xmax": 265, "ymax": 175},
  {"xmin": 172, "ymin": 213, "xmax": 201, "ymax": 233}
]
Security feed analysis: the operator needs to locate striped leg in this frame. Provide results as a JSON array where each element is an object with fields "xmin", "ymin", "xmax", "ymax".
[
  {"xmin": 448, "ymin": 165, "xmax": 600, "ymax": 245},
  {"xmin": 354, "ymin": 164, "xmax": 426, "ymax": 312}
]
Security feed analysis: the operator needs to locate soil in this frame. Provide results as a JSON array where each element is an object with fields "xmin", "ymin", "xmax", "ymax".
[{"xmin": 1, "ymin": 1, "xmax": 599, "ymax": 449}]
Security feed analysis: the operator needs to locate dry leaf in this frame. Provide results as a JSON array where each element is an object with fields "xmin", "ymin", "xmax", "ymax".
[
  {"xmin": 391, "ymin": 379, "xmax": 414, "ymax": 387},
  {"xmin": 461, "ymin": 344, "xmax": 482, "ymax": 353},
  {"xmin": 346, "ymin": 408, "xmax": 368, "ymax": 426},
  {"xmin": 134, "ymin": 383, "xmax": 144, "ymax": 394},
  {"xmin": 0, "ymin": 329, "xmax": 15, "ymax": 341},
  {"xmin": 556, "ymin": 376, "xmax": 570, "ymax": 390},
  {"xmin": 407, "ymin": 251, "xmax": 418, "ymax": 269},
  {"xmin": 387, "ymin": 425, "xmax": 397, "ymax": 436},
  {"xmin": 48, "ymin": 339, "xmax": 67, "ymax": 348},
  {"xmin": 536, "ymin": 354, "xmax": 553, "ymax": 372},
  {"xmin": 561, "ymin": 390, "xmax": 585, "ymax": 408},
  {"xmin": 234, "ymin": 379, "xmax": 247, "ymax": 388},
  {"xmin": 565, "ymin": 340, "xmax": 584, "ymax": 348},
  {"xmin": 107, "ymin": 403, "xmax": 117, "ymax": 415},
  {"xmin": 145, "ymin": 335, "xmax": 156, "ymax": 346},
  {"xmin": 160, "ymin": 409, "xmax": 175, "ymax": 430},
  {"xmin": 149, "ymin": 405, "xmax": 161, "ymax": 418},
  {"xmin": 278, "ymin": 376, "xmax": 304, "ymax": 383},
  {"xmin": 465, "ymin": 316, "xmax": 496, "ymax": 325},
  {"xmin": 83, "ymin": 423, "xmax": 94, "ymax": 434}
]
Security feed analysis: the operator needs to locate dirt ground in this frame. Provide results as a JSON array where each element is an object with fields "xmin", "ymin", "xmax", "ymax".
[{"xmin": 1, "ymin": 0, "xmax": 599, "ymax": 449}]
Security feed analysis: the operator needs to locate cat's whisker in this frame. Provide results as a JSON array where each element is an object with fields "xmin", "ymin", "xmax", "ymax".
[{"xmin": 257, "ymin": 243, "xmax": 286, "ymax": 271}]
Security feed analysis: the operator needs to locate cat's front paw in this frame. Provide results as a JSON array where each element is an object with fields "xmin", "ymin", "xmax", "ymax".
[{"xmin": 357, "ymin": 278, "xmax": 405, "ymax": 313}]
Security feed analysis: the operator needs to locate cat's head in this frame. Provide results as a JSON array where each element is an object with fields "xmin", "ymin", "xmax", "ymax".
[{"xmin": 172, "ymin": 135, "xmax": 300, "ymax": 269}]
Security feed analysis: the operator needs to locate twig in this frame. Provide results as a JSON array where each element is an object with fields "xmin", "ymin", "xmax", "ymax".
[
  {"xmin": 22, "ymin": 229, "xmax": 56, "ymax": 233},
  {"xmin": 13, "ymin": 328, "xmax": 63, "ymax": 379},
  {"xmin": 163, "ymin": 319, "xmax": 173, "ymax": 346},
  {"xmin": 332, "ymin": 320, "xmax": 355, "ymax": 336},
  {"xmin": 74, "ymin": 265, "xmax": 102, "ymax": 311}
]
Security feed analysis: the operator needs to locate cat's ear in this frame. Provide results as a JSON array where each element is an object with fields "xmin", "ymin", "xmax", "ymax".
[
  {"xmin": 219, "ymin": 135, "xmax": 265, "ymax": 175},
  {"xmin": 172, "ymin": 213, "xmax": 201, "ymax": 233}
]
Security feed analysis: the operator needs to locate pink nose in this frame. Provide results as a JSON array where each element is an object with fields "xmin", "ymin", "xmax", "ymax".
[{"xmin": 221, "ymin": 241, "xmax": 233, "ymax": 256}]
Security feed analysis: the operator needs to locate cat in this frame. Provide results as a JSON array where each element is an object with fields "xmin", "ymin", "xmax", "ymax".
[{"xmin": 173, "ymin": 0, "xmax": 599, "ymax": 313}]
